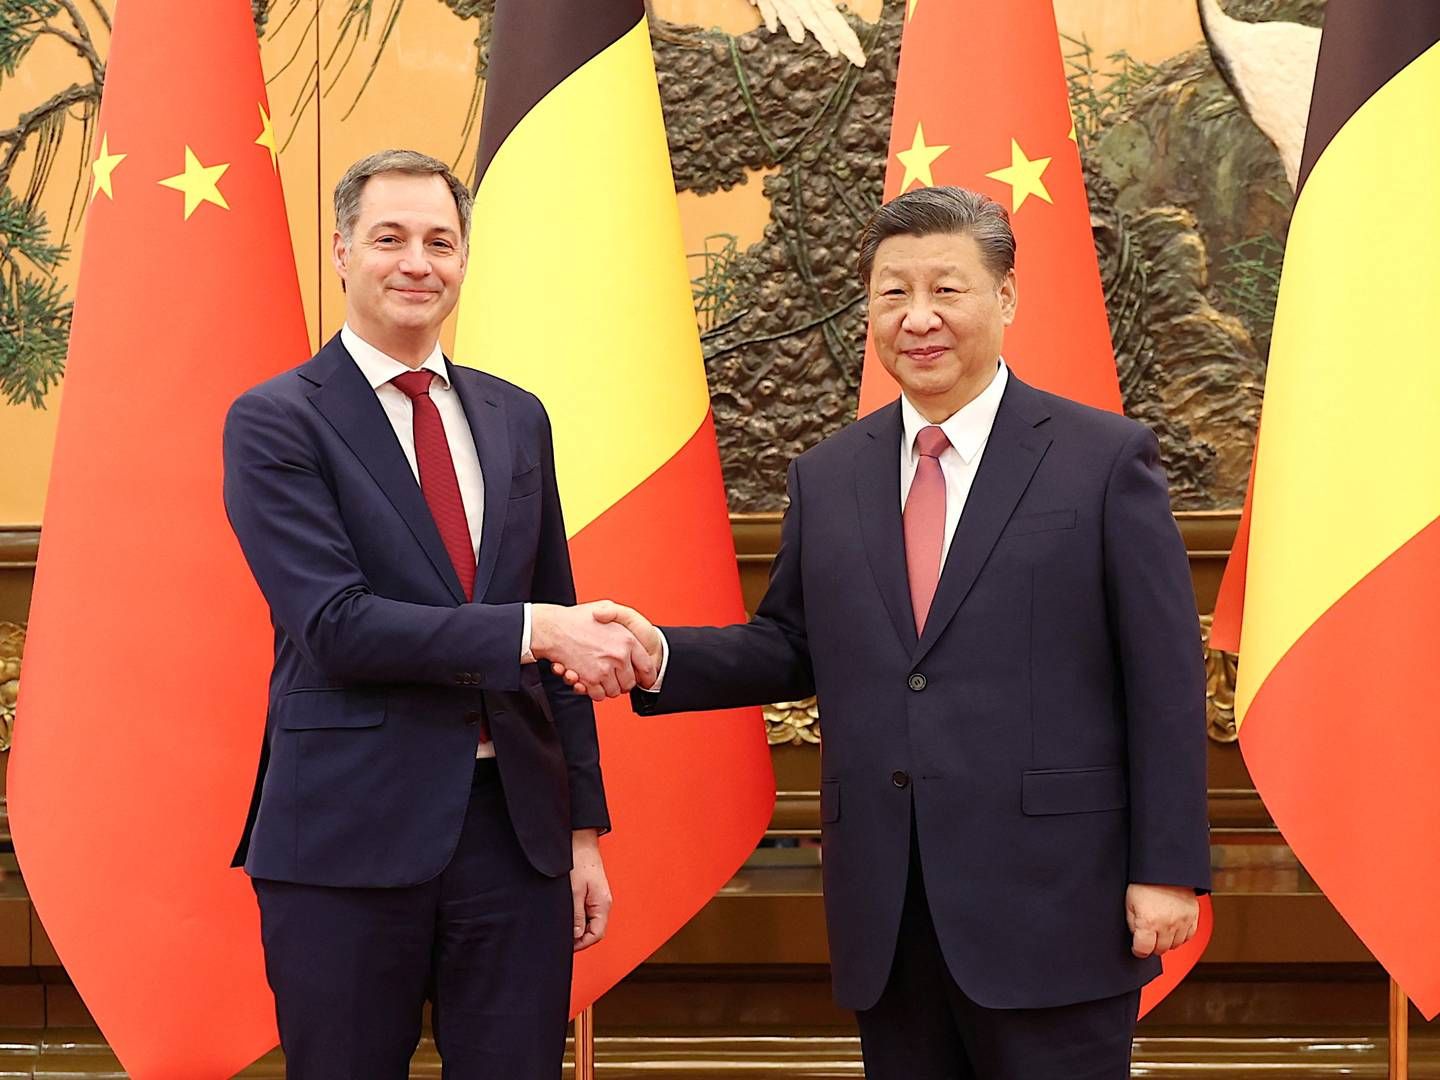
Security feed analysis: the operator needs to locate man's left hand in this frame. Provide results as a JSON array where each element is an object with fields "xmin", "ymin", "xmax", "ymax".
[
  {"xmin": 1126, "ymin": 883, "xmax": 1199, "ymax": 958},
  {"xmin": 571, "ymin": 829, "xmax": 612, "ymax": 952}
]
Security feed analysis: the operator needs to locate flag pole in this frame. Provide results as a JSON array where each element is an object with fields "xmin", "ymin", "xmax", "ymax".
[
  {"xmin": 1389, "ymin": 978, "xmax": 1409, "ymax": 1079},
  {"xmin": 574, "ymin": 1004, "xmax": 596, "ymax": 1080}
]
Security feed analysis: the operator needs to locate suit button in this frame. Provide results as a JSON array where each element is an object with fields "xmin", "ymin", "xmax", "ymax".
[
  {"xmin": 464, "ymin": 711, "xmax": 483, "ymax": 726},
  {"xmin": 892, "ymin": 771, "xmax": 910, "ymax": 789},
  {"xmin": 908, "ymin": 673, "xmax": 927, "ymax": 692}
]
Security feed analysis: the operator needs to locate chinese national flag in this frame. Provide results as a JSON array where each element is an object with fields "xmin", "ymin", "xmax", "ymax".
[
  {"xmin": 454, "ymin": 0, "xmax": 774, "ymax": 1014},
  {"xmin": 858, "ymin": 0, "xmax": 1208, "ymax": 1016},
  {"xmin": 9, "ymin": 0, "xmax": 307, "ymax": 1074},
  {"xmin": 856, "ymin": 0, "xmax": 1121, "ymax": 417}
]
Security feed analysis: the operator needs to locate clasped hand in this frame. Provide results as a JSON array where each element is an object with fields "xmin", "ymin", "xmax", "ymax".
[{"xmin": 530, "ymin": 601, "xmax": 662, "ymax": 701}]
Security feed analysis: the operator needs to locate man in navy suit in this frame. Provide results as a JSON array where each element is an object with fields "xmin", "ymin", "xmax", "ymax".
[
  {"xmin": 223, "ymin": 149, "xmax": 652, "ymax": 1078},
  {"xmin": 574, "ymin": 187, "xmax": 1210, "ymax": 1078}
]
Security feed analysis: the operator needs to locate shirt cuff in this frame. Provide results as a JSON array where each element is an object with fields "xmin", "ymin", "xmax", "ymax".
[
  {"xmin": 640, "ymin": 629, "xmax": 670, "ymax": 692},
  {"xmin": 520, "ymin": 602, "xmax": 535, "ymax": 664}
]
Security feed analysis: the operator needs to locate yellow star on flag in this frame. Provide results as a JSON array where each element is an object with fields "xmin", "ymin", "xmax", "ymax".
[
  {"xmin": 985, "ymin": 138, "xmax": 1053, "ymax": 213},
  {"xmin": 907, "ymin": 0, "xmax": 919, "ymax": 19},
  {"xmin": 90, "ymin": 134, "xmax": 126, "ymax": 202},
  {"xmin": 896, "ymin": 121, "xmax": 949, "ymax": 193},
  {"xmin": 255, "ymin": 102, "xmax": 279, "ymax": 172},
  {"xmin": 158, "ymin": 146, "xmax": 231, "ymax": 220}
]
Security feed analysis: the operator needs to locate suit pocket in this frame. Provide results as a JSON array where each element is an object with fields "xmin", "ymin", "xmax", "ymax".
[
  {"xmin": 1002, "ymin": 509, "xmax": 1077, "ymax": 538},
  {"xmin": 1021, "ymin": 765, "xmax": 1126, "ymax": 815},
  {"xmin": 278, "ymin": 688, "xmax": 386, "ymax": 731},
  {"xmin": 819, "ymin": 779, "xmax": 841, "ymax": 823},
  {"xmin": 510, "ymin": 462, "xmax": 541, "ymax": 499}
]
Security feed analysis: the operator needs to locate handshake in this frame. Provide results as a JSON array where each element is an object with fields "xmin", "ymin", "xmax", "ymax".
[{"xmin": 530, "ymin": 601, "xmax": 664, "ymax": 701}]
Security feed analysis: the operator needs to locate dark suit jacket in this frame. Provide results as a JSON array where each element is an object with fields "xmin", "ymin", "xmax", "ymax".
[
  {"xmin": 223, "ymin": 334, "xmax": 607, "ymax": 888},
  {"xmin": 635, "ymin": 373, "xmax": 1210, "ymax": 1011}
]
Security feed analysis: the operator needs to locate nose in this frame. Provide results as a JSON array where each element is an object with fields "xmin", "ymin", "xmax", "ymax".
[
  {"xmin": 396, "ymin": 240, "xmax": 432, "ymax": 277},
  {"xmin": 900, "ymin": 297, "xmax": 942, "ymax": 333}
]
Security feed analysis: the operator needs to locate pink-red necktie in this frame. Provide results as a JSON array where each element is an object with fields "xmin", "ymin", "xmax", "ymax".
[
  {"xmin": 391, "ymin": 370, "xmax": 477, "ymax": 602},
  {"xmin": 903, "ymin": 425, "xmax": 951, "ymax": 633}
]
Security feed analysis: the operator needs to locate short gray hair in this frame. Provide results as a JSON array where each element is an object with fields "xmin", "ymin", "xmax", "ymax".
[
  {"xmin": 333, "ymin": 149, "xmax": 473, "ymax": 244},
  {"xmin": 857, "ymin": 186, "xmax": 1016, "ymax": 285}
]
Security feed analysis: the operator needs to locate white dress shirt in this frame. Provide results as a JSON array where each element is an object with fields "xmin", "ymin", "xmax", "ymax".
[
  {"xmin": 899, "ymin": 359, "xmax": 1009, "ymax": 568},
  {"xmin": 342, "ymin": 324, "xmax": 531, "ymax": 758},
  {"xmin": 645, "ymin": 359, "xmax": 1009, "ymax": 692}
]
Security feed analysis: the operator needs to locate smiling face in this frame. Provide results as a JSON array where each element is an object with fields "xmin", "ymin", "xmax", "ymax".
[
  {"xmin": 332, "ymin": 171, "xmax": 467, "ymax": 366},
  {"xmin": 867, "ymin": 229, "xmax": 1017, "ymax": 421}
]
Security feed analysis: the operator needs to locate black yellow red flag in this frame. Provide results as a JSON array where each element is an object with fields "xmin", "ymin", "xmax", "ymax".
[
  {"xmin": 10, "ymin": 0, "xmax": 308, "ymax": 1072},
  {"xmin": 454, "ymin": 0, "xmax": 775, "ymax": 1014},
  {"xmin": 1217, "ymin": 0, "xmax": 1440, "ymax": 1016}
]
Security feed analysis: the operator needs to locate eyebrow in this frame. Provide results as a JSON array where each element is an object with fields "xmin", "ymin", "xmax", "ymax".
[
  {"xmin": 875, "ymin": 265, "xmax": 965, "ymax": 280},
  {"xmin": 366, "ymin": 220, "xmax": 460, "ymax": 238}
]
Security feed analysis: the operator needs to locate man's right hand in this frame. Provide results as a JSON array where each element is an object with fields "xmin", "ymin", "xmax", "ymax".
[
  {"xmin": 530, "ymin": 602, "xmax": 656, "ymax": 701},
  {"xmin": 552, "ymin": 602, "xmax": 664, "ymax": 697}
]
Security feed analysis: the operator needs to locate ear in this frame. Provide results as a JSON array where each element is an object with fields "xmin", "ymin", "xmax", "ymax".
[
  {"xmin": 331, "ymin": 230, "xmax": 349, "ymax": 281},
  {"xmin": 998, "ymin": 269, "xmax": 1018, "ymax": 326}
]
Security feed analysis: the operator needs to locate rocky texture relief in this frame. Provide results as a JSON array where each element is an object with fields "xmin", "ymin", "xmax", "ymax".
[{"xmin": 10, "ymin": 0, "xmax": 1322, "ymax": 512}]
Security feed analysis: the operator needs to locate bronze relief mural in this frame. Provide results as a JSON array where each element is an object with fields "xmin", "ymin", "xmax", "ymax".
[{"xmin": 1, "ymin": 0, "xmax": 1326, "ymax": 516}]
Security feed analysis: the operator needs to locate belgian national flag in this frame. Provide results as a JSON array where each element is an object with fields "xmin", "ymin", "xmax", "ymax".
[
  {"xmin": 1219, "ymin": 1, "xmax": 1440, "ymax": 1016},
  {"xmin": 453, "ymin": 1, "xmax": 775, "ymax": 1014}
]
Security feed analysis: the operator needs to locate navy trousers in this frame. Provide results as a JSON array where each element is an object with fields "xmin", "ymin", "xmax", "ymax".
[
  {"xmin": 855, "ymin": 828, "xmax": 1141, "ymax": 1080},
  {"xmin": 253, "ymin": 759, "xmax": 574, "ymax": 1079}
]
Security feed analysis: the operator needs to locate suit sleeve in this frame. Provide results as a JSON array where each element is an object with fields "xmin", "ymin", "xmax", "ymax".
[
  {"xmin": 1103, "ymin": 425, "xmax": 1212, "ymax": 891},
  {"xmin": 527, "ymin": 401, "xmax": 609, "ymax": 832},
  {"xmin": 633, "ymin": 457, "xmax": 815, "ymax": 716},
  {"xmin": 222, "ymin": 389, "xmax": 525, "ymax": 689}
]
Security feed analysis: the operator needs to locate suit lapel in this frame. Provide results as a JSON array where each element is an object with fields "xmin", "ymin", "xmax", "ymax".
[
  {"xmin": 448, "ymin": 361, "xmax": 512, "ymax": 603},
  {"xmin": 853, "ymin": 402, "xmax": 920, "ymax": 653},
  {"xmin": 913, "ymin": 376, "xmax": 1053, "ymax": 666},
  {"xmin": 305, "ymin": 336, "xmax": 466, "ymax": 603}
]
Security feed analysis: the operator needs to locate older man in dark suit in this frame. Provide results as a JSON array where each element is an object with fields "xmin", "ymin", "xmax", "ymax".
[{"xmin": 570, "ymin": 186, "xmax": 1210, "ymax": 1078}]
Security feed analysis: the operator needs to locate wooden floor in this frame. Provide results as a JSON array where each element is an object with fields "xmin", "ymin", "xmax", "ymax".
[{"xmin": 1, "ymin": 1028, "xmax": 1437, "ymax": 1077}]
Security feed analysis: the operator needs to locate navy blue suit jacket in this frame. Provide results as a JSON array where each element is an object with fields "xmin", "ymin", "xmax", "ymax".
[
  {"xmin": 636, "ymin": 374, "xmax": 1210, "ymax": 1011},
  {"xmin": 223, "ymin": 334, "xmax": 607, "ymax": 888}
]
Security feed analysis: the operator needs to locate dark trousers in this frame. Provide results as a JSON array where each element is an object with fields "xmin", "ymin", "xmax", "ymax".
[
  {"xmin": 252, "ymin": 759, "xmax": 573, "ymax": 1079},
  {"xmin": 856, "ymin": 831, "xmax": 1140, "ymax": 1080}
]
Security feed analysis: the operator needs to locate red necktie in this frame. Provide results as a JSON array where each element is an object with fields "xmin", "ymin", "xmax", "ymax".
[
  {"xmin": 903, "ymin": 425, "xmax": 950, "ymax": 633},
  {"xmin": 391, "ymin": 370, "xmax": 477, "ymax": 602}
]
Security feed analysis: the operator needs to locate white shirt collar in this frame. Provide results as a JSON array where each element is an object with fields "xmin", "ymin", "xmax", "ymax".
[
  {"xmin": 900, "ymin": 359, "xmax": 1009, "ymax": 466},
  {"xmin": 340, "ymin": 323, "xmax": 449, "ymax": 391}
]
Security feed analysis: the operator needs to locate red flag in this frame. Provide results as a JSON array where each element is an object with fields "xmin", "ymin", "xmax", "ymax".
[
  {"xmin": 859, "ymin": 0, "xmax": 1208, "ymax": 1015},
  {"xmin": 1208, "ymin": 460, "xmax": 1254, "ymax": 655},
  {"xmin": 857, "ymin": 0, "xmax": 1122, "ymax": 417},
  {"xmin": 9, "ymin": 1, "xmax": 308, "ymax": 1073}
]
